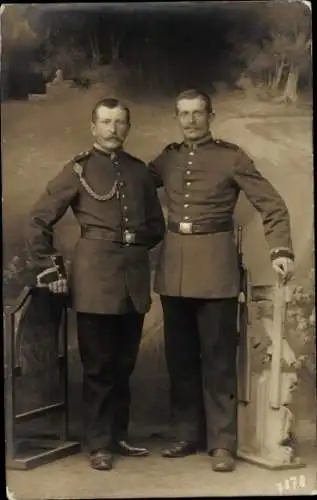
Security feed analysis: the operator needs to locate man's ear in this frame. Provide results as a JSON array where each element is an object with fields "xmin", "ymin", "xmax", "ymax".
[
  {"xmin": 209, "ymin": 112, "xmax": 216, "ymax": 124},
  {"xmin": 90, "ymin": 121, "xmax": 96, "ymax": 136}
]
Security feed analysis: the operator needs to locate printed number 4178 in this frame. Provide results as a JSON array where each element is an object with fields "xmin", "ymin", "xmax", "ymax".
[{"xmin": 276, "ymin": 475, "xmax": 306, "ymax": 495}]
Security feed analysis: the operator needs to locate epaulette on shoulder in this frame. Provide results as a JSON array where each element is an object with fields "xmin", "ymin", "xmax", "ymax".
[
  {"xmin": 163, "ymin": 142, "xmax": 182, "ymax": 152},
  {"xmin": 214, "ymin": 139, "xmax": 240, "ymax": 151},
  {"xmin": 73, "ymin": 150, "xmax": 92, "ymax": 163}
]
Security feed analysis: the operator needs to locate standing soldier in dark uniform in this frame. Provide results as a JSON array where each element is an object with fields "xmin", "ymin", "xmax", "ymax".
[
  {"xmin": 148, "ymin": 89, "xmax": 295, "ymax": 472},
  {"xmin": 25, "ymin": 98, "xmax": 165, "ymax": 471}
]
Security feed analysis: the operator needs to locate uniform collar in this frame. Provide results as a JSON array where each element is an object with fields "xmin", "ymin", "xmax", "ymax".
[
  {"xmin": 183, "ymin": 132, "xmax": 214, "ymax": 149},
  {"xmin": 92, "ymin": 143, "xmax": 124, "ymax": 158}
]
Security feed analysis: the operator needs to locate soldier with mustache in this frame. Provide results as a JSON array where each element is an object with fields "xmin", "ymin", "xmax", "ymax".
[
  {"xmin": 25, "ymin": 98, "xmax": 165, "ymax": 471},
  {"xmin": 148, "ymin": 89, "xmax": 294, "ymax": 472}
]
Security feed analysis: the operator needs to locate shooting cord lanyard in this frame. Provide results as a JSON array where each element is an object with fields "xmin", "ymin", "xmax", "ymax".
[{"xmin": 73, "ymin": 162, "xmax": 119, "ymax": 201}]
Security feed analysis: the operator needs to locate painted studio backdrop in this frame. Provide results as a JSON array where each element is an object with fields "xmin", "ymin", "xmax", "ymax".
[{"xmin": 2, "ymin": 2, "xmax": 315, "ymax": 445}]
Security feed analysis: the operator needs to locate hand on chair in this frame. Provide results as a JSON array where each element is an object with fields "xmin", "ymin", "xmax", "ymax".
[
  {"xmin": 36, "ymin": 259, "xmax": 68, "ymax": 294},
  {"xmin": 272, "ymin": 257, "xmax": 294, "ymax": 283},
  {"xmin": 47, "ymin": 278, "xmax": 68, "ymax": 294}
]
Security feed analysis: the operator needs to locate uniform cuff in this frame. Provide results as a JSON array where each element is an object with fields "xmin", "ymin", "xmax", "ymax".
[
  {"xmin": 36, "ymin": 255, "xmax": 66, "ymax": 286},
  {"xmin": 270, "ymin": 247, "xmax": 294, "ymax": 261}
]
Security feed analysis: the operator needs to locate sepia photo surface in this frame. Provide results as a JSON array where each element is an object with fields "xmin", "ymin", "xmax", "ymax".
[{"xmin": 2, "ymin": 1, "xmax": 316, "ymax": 498}]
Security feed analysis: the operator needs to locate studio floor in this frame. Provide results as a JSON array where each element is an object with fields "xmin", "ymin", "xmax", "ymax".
[{"xmin": 6, "ymin": 438, "xmax": 317, "ymax": 499}]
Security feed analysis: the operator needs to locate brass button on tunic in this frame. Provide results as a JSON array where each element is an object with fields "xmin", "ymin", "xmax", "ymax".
[
  {"xmin": 26, "ymin": 147, "xmax": 165, "ymax": 314},
  {"xmin": 148, "ymin": 137, "xmax": 293, "ymax": 298}
]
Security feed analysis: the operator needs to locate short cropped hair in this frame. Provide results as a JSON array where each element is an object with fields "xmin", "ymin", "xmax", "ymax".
[
  {"xmin": 92, "ymin": 98, "xmax": 130, "ymax": 124},
  {"xmin": 175, "ymin": 89, "xmax": 213, "ymax": 114}
]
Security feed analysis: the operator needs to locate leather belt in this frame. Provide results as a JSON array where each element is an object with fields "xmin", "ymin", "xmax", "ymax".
[
  {"xmin": 80, "ymin": 226, "xmax": 147, "ymax": 245},
  {"xmin": 168, "ymin": 219, "xmax": 233, "ymax": 234}
]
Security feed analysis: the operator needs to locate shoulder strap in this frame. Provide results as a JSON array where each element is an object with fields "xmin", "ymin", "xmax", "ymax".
[
  {"xmin": 214, "ymin": 139, "xmax": 240, "ymax": 151},
  {"xmin": 72, "ymin": 149, "xmax": 92, "ymax": 177},
  {"xmin": 73, "ymin": 150, "xmax": 92, "ymax": 162},
  {"xmin": 73, "ymin": 162, "xmax": 83, "ymax": 177},
  {"xmin": 163, "ymin": 142, "xmax": 182, "ymax": 153}
]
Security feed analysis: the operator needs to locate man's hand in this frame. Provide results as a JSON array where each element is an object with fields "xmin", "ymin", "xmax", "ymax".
[
  {"xmin": 47, "ymin": 278, "xmax": 68, "ymax": 294},
  {"xmin": 36, "ymin": 258, "xmax": 68, "ymax": 294},
  {"xmin": 272, "ymin": 257, "xmax": 294, "ymax": 283}
]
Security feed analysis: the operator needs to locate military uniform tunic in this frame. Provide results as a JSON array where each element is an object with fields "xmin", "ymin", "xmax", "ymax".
[
  {"xmin": 148, "ymin": 136, "xmax": 294, "ymax": 298},
  {"xmin": 26, "ymin": 147, "xmax": 165, "ymax": 314},
  {"xmin": 147, "ymin": 135, "xmax": 294, "ymax": 452}
]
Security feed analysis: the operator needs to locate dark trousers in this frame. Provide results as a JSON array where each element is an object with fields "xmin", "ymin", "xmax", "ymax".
[
  {"xmin": 76, "ymin": 312, "xmax": 144, "ymax": 453},
  {"xmin": 160, "ymin": 296, "xmax": 238, "ymax": 454}
]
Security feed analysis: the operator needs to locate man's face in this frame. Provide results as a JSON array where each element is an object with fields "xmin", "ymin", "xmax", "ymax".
[
  {"xmin": 91, "ymin": 105, "xmax": 130, "ymax": 151},
  {"xmin": 176, "ymin": 97, "xmax": 212, "ymax": 142}
]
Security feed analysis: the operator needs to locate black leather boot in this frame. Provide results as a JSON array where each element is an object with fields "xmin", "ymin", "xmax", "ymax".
[
  {"xmin": 161, "ymin": 440, "xmax": 198, "ymax": 458},
  {"xmin": 90, "ymin": 450, "xmax": 114, "ymax": 470},
  {"xmin": 211, "ymin": 448, "xmax": 236, "ymax": 472},
  {"xmin": 111, "ymin": 440, "xmax": 149, "ymax": 457}
]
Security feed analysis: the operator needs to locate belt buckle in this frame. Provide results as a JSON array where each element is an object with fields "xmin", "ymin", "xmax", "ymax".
[
  {"xmin": 179, "ymin": 222, "xmax": 193, "ymax": 234},
  {"xmin": 123, "ymin": 230, "xmax": 136, "ymax": 244}
]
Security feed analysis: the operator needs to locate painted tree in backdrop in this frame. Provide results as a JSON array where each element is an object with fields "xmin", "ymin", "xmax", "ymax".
[
  {"xmin": 1, "ymin": 4, "xmax": 42, "ymax": 47},
  {"xmin": 235, "ymin": 1, "xmax": 312, "ymax": 102},
  {"xmin": 1, "ymin": 4, "xmax": 49, "ymax": 97},
  {"xmin": 265, "ymin": 1, "xmax": 312, "ymax": 102}
]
